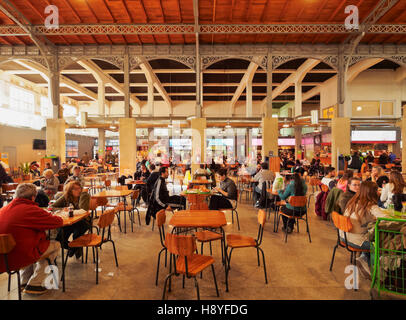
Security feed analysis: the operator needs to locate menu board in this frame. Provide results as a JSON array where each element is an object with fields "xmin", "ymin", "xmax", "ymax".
[{"xmin": 351, "ymin": 130, "xmax": 397, "ymax": 143}]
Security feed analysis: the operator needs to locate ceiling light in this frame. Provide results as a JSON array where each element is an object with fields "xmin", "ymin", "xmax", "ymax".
[
  {"xmin": 225, "ymin": 120, "xmax": 231, "ymax": 129},
  {"xmin": 272, "ymin": 114, "xmax": 278, "ymax": 118},
  {"xmin": 356, "ymin": 106, "xmax": 362, "ymax": 111}
]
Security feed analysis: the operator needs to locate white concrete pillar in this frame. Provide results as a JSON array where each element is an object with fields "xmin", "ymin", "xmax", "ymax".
[
  {"xmin": 294, "ymin": 81, "xmax": 302, "ymax": 117},
  {"xmin": 246, "ymin": 78, "xmax": 253, "ymax": 117},
  {"xmin": 98, "ymin": 81, "xmax": 105, "ymax": 116}
]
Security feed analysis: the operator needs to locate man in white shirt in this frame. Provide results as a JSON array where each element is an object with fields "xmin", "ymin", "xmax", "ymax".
[
  {"xmin": 321, "ymin": 167, "xmax": 336, "ymax": 189},
  {"xmin": 253, "ymin": 162, "xmax": 275, "ymax": 202}
]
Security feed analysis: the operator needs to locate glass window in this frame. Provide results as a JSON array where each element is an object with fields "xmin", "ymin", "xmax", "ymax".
[
  {"xmin": 63, "ymin": 104, "xmax": 78, "ymax": 117},
  {"xmin": 40, "ymin": 96, "xmax": 53, "ymax": 119},
  {"xmin": 66, "ymin": 140, "xmax": 79, "ymax": 158},
  {"xmin": 9, "ymin": 85, "xmax": 35, "ymax": 113},
  {"xmin": 0, "ymin": 107, "xmax": 45, "ymax": 130}
]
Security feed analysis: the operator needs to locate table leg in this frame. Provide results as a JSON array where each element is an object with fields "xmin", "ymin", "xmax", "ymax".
[
  {"xmin": 60, "ymin": 228, "xmax": 66, "ymax": 292},
  {"xmin": 123, "ymin": 196, "xmax": 127, "ymax": 234}
]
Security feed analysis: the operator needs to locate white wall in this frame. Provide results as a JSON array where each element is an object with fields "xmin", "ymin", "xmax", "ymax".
[{"xmin": 347, "ymin": 69, "xmax": 403, "ymax": 118}]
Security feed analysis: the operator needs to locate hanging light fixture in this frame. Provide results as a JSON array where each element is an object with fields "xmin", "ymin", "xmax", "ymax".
[
  {"xmin": 225, "ymin": 120, "xmax": 231, "ymax": 129},
  {"xmin": 283, "ymin": 118, "xmax": 289, "ymax": 128}
]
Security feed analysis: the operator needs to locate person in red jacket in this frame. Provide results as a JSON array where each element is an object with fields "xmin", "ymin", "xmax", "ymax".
[{"xmin": 0, "ymin": 183, "xmax": 63, "ymax": 295}]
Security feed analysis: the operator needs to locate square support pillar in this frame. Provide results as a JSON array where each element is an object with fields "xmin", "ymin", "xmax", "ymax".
[
  {"xmin": 246, "ymin": 78, "xmax": 253, "ymax": 117},
  {"xmin": 98, "ymin": 128, "xmax": 106, "ymax": 160},
  {"xmin": 402, "ymin": 117, "xmax": 406, "ymax": 174},
  {"xmin": 119, "ymin": 118, "xmax": 137, "ymax": 176},
  {"xmin": 261, "ymin": 117, "xmax": 278, "ymax": 160},
  {"xmin": 294, "ymin": 126, "xmax": 302, "ymax": 160},
  {"xmin": 98, "ymin": 81, "xmax": 105, "ymax": 116},
  {"xmin": 294, "ymin": 82, "xmax": 302, "ymax": 117},
  {"xmin": 46, "ymin": 119, "xmax": 66, "ymax": 164},
  {"xmin": 191, "ymin": 118, "xmax": 206, "ymax": 173},
  {"xmin": 331, "ymin": 117, "xmax": 351, "ymax": 170}
]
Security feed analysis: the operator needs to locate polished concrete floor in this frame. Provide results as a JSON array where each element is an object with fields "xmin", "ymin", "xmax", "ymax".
[{"xmin": 0, "ymin": 188, "xmax": 377, "ymax": 300}]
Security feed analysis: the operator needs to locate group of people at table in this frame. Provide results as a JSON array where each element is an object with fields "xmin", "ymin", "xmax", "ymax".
[{"xmin": 1, "ymin": 151, "xmax": 405, "ymax": 296}]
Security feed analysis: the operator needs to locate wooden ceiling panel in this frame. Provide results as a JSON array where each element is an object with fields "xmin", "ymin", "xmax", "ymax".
[{"xmin": 0, "ymin": 0, "xmax": 403, "ymax": 46}]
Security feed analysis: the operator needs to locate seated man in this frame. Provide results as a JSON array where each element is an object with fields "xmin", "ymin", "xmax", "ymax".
[
  {"xmin": 64, "ymin": 166, "xmax": 85, "ymax": 187},
  {"xmin": 321, "ymin": 167, "xmax": 336, "ymax": 189},
  {"xmin": 194, "ymin": 164, "xmax": 208, "ymax": 179},
  {"xmin": 0, "ymin": 183, "xmax": 63, "ymax": 295},
  {"xmin": 56, "ymin": 163, "xmax": 70, "ymax": 184},
  {"xmin": 253, "ymin": 162, "xmax": 275, "ymax": 203},
  {"xmin": 146, "ymin": 167, "xmax": 186, "ymax": 224},
  {"xmin": 209, "ymin": 168, "xmax": 238, "ymax": 210}
]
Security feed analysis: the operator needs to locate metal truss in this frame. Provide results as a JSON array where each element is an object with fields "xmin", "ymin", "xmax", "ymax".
[{"xmin": 0, "ymin": 23, "xmax": 406, "ymax": 37}]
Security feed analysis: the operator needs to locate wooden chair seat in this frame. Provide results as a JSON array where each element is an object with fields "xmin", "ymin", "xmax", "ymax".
[
  {"xmin": 195, "ymin": 230, "xmax": 223, "ymax": 242},
  {"xmin": 226, "ymin": 234, "xmax": 256, "ymax": 248},
  {"xmin": 339, "ymin": 241, "xmax": 370, "ymax": 253},
  {"xmin": 175, "ymin": 254, "xmax": 215, "ymax": 276},
  {"xmin": 278, "ymin": 210, "xmax": 305, "ymax": 219},
  {"xmin": 116, "ymin": 203, "xmax": 134, "ymax": 211},
  {"xmin": 275, "ymin": 200, "xmax": 286, "ymax": 206},
  {"xmin": 68, "ymin": 234, "xmax": 102, "ymax": 248}
]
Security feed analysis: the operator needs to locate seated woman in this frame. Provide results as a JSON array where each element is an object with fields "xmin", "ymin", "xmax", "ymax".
[
  {"xmin": 40, "ymin": 169, "xmax": 60, "ymax": 200},
  {"xmin": 336, "ymin": 170, "xmax": 354, "ymax": 192},
  {"xmin": 209, "ymin": 168, "xmax": 237, "ymax": 210},
  {"xmin": 342, "ymin": 181, "xmax": 386, "ymax": 275},
  {"xmin": 52, "ymin": 181, "xmax": 91, "ymax": 259},
  {"xmin": 380, "ymin": 170, "xmax": 406, "ymax": 209},
  {"xmin": 277, "ymin": 173, "xmax": 307, "ymax": 233}
]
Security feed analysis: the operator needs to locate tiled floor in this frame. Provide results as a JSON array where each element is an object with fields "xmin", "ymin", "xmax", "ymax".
[{"xmin": 0, "ymin": 190, "xmax": 377, "ymax": 300}]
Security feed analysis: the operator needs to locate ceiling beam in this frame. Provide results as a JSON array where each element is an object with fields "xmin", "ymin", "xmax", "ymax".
[
  {"xmin": 138, "ymin": 58, "xmax": 172, "ymax": 109},
  {"xmin": 302, "ymin": 58, "xmax": 384, "ymax": 101},
  {"xmin": 1, "ymin": 24, "xmax": 406, "ymax": 37},
  {"xmin": 14, "ymin": 59, "xmax": 99, "ymax": 101},
  {"xmin": 77, "ymin": 59, "xmax": 142, "ymax": 110},
  {"xmin": 261, "ymin": 59, "xmax": 320, "ymax": 108},
  {"xmin": 37, "ymin": 82, "xmax": 322, "ymax": 88},
  {"xmin": 230, "ymin": 62, "xmax": 258, "ymax": 114},
  {"xmin": 58, "ymin": 68, "xmax": 336, "ymax": 75}
]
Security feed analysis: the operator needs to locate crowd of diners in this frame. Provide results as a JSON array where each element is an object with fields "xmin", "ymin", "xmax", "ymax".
[{"xmin": 0, "ymin": 147, "xmax": 404, "ymax": 296}]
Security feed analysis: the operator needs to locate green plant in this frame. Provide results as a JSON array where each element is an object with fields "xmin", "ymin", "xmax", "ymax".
[{"xmin": 19, "ymin": 162, "xmax": 30, "ymax": 175}]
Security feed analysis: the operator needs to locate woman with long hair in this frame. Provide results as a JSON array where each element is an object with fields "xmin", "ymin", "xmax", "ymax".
[
  {"xmin": 336, "ymin": 170, "xmax": 354, "ymax": 192},
  {"xmin": 277, "ymin": 173, "xmax": 307, "ymax": 233},
  {"xmin": 380, "ymin": 170, "xmax": 406, "ymax": 208},
  {"xmin": 52, "ymin": 181, "xmax": 91, "ymax": 259},
  {"xmin": 342, "ymin": 181, "xmax": 385, "ymax": 272}
]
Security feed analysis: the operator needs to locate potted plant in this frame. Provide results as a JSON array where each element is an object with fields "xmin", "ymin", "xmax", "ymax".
[{"xmin": 19, "ymin": 162, "xmax": 31, "ymax": 181}]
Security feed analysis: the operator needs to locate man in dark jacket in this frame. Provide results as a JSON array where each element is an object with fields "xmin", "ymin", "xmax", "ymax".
[
  {"xmin": 0, "ymin": 183, "xmax": 63, "ymax": 294},
  {"xmin": 337, "ymin": 177, "xmax": 361, "ymax": 214},
  {"xmin": 145, "ymin": 167, "xmax": 185, "ymax": 224},
  {"xmin": 348, "ymin": 151, "xmax": 362, "ymax": 172},
  {"xmin": 379, "ymin": 151, "xmax": 389, "ymax": 167}
]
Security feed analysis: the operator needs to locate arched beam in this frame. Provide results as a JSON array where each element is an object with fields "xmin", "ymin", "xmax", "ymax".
[
  {"xmin": 14, "ymin": 59, "xmax": 99, "ymax": 102},
  {"xmin": 302, "ymin": 58, "xmax": 384, "ymax": 101},
  {"xmin": 229, "ymin": 62, "xmax": 258, "ymax": 116},
  {"xmin": 261, "ymin": 58, "xmax": 320, "ymax": 108},
  {"xmin": 77, "ymin": 59, "xmax": 141, "ymax": 113},
  {"xmin": 139, "ymin": 58, "xmax": 172, "ymax": 112}
]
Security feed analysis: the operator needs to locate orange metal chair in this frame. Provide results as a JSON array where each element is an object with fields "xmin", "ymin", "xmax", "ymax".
[
  {"xmin": 329, "ymin": 212, "xmax": 370, "ymax": 279},
  {"xmin": 225, "ymin": 210, "xmax": 268, "ymax": 292},
  {"xmin": 162, "ymin": 233, "xmax": 219, "ymax": 300},
  {"xmin": 116, "ymin": 189, "xmax": 141, "ymax": 232},
  {"xmin": 0, "ymin": 234, "xmax": 22, "ymax": 300},
  {"xmin": 277, "ymin": 196, "xmax": 311, "ymax": 243},
  {"xmin": 67, "ymin": 208, "xmax": 119, "ymax": 284},
  {"xmin": 155, "ymin": 209, "xmax": 168, "ymax": 286}
]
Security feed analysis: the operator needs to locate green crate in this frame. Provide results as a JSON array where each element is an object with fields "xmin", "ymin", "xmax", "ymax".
[{"xmin": 371, "ymin": 217, "xmax": 406, "ymax": 297}]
